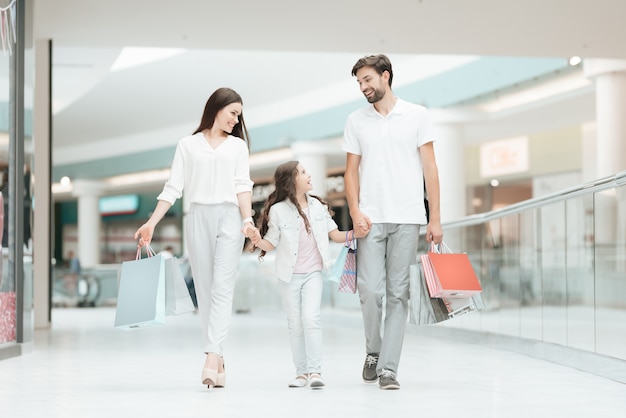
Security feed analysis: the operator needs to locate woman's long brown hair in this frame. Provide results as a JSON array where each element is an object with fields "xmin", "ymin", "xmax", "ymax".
[
  {"xmin": 192, "ymin": 87, "xmax": 250, "ymax": 149},
  {"xmin": 257, "ymin": 161, "xmax": 333, "ymax": 258}
]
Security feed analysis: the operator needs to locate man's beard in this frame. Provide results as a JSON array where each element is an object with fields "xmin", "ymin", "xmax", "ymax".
[{"xmin": 365, "ymin": 88, "xmax": 385, "ymax": 103}]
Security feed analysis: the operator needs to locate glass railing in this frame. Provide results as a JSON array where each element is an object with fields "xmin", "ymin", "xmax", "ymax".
[{"xmin": 429, "ymin": 170, "xmax": 626, "ymax": 362}]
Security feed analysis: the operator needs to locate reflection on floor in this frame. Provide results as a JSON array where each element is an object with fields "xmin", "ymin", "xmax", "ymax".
[{"xmin": 1, "ymin": 307, "xmax": 625, "ymax": 418}]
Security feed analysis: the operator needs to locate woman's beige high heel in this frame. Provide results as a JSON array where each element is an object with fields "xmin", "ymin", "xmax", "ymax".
[
  {"xmin": 201, "ymin": 353, "xmax": 219, "ymax": 387},
  {"xmin": 214, "ymin": 356, "xmax": 226, "ymax": 388}
]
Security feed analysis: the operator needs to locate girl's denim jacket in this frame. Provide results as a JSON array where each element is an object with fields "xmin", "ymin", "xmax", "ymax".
[{"xmin": 263, "ymin": 195, "xmax": 338, "ymax": 282}]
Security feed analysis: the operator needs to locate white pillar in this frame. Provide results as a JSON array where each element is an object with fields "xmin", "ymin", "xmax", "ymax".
[
  {"xmin": 32, "ymin": 39, "xmax": 52, "ymax": 330},
  {"xmin": 433, "ymin": 124, "xmax": 466, "ymax": 223},
  {"xmin": 432, "ymin": 123, "xmax": 466, "ymax": 251},
  {"xmin": 584, "ymin": 59, "xmax": 626, "ymax": 246},
  {"xmin": 291, "ymin": 141, "xmax": 331, "ymax": 198},
  {"xmin": 71, "ymin": 180, "xmax": 105, "ymax": 268},
  {"xmin": 584, "ymin": 59, "xmax": 626, "ymax": 178},
  {"xmin": 580, "ymin": 122, "xmax": 597, "ymax": 183}
]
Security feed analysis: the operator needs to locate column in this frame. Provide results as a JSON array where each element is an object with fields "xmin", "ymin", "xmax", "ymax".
[
  {"xmin": 432, "ymin": 123, "xmax": 466, "ymax": 250},
  {"xmin": 32, "ymin": 39, "xmax": 52, "ymax": 329},
  {"xmin": 584, "ymin": 60, "xmax": 626, "ymax": 248},
  {"xmin": 433, "ymin": 124, "xmax": 466, "ymax": 223},
  {"xmin": 584, "ymin": 59, "xmax": 626, "ymax": 178},
  {"xmin": 291, "ymin": 140, "xmax": 335, "ymax": 198},
  {"xmin": 71, "ymin": 179, "xmax": 106, "ymax": 268}
]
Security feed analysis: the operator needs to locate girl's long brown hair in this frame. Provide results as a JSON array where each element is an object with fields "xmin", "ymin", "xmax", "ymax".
[{"xmin": 257, "ymin": 161, "xmax": 333, "ymax": 258}]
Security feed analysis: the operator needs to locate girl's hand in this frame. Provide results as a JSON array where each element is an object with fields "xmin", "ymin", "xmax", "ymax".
[{"xmin": 249, "ymin": 228, "xmax": 262, "ymax": 246}]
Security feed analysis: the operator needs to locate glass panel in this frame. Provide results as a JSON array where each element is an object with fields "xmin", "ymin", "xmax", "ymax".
[
  {"xmin": 565, "ymin": 195, "xmax": 595, "ymax": 351},
  {"xmin": 595, "ymin": 187, "xmax": 626, "ymax": 359},
  {"xmin": 519, "ymin": 209, "xmax": 542, "ymax": 341},
  {"xmin": 0, "ymin": 50, "xmax": 15, "ymax": 346},
  {"xmin": 23, "ymin": 45, "xmax": 35, "ymax": 342},
  {"xmin": 478, "ymin": 219, "xmax": 503, "ymax": 334},
  {"xmin": 494, "ymin": 214, "xmax": 521, "ymax": 337},
  {"xmin": 540, "ymin": 202, "xmax": 567, "ymax": 345}
]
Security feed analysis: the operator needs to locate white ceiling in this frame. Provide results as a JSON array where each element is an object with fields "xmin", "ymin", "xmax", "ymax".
[{"xmin": 23, "ymin": 0, "xmax": 626, "ymax": 188}]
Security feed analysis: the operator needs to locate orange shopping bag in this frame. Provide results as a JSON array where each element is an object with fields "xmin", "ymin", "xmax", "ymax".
[{"xmin": 420, "ymin": 242, "xmax": 482, "ymax": 299}]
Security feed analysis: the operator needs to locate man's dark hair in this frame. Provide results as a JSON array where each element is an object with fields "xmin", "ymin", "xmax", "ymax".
[{"xmin": 351, "ymin": 54, "xmax": 393, "ymax": 87}]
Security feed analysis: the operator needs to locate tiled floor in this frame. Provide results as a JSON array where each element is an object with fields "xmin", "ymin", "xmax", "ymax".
[{"xmin": 1, "ymin": 306, "xmax": 626, "ymax": 418}]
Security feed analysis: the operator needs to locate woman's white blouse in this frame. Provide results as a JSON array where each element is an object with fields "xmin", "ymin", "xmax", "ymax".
[{"xmin": 157, "ymin": 133, "xmax": 253, "ymax": 210}]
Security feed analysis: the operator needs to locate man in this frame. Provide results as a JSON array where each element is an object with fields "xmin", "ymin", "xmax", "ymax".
[{"xmin": 342, "ymin": 54, "xmax": 443, "ymax": 390}]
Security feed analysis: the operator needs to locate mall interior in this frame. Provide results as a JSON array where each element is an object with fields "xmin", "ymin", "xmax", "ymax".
[{"xmin": 1, "ymin": 0, "xmax": 626, "ymax": 416}]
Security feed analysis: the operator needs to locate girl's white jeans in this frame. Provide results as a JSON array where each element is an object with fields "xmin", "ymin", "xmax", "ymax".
[{"xmin": 278, "ymin": 271, "xmax": 324, "ymax": 376}]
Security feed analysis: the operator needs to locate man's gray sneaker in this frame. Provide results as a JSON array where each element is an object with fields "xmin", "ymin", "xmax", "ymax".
[
  {"xmin": 378, "ymin": 369, "xmax": 400, "ymax": 390},
  {"xmin": 362, "ymin": 353, "xmax": 379, "ymax": 383}
]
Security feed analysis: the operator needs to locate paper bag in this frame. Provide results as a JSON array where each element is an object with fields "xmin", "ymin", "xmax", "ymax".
[
  {"xmin": 409, "ymin": 263, "xmax": 485, "ymax": 325},
  {"xmin": 164, "ymin": 257, "xmax": 196, "ymax": 316},
  {"xmin": 114, "ymin": 248, "xmax": 166, "ymax": 329},
  {"xmin": 421, "ymin": 243, "xmax": 482, "ymax": 298}
]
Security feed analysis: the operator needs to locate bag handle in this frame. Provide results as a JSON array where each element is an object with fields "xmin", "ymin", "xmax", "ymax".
[
  {"xmin": 345, "ymin": 230, "xmax": 357, "ymax": 250},
  {"xmin": 429, "ymin": 241, "xmax": 453, "ymax": 254},
  {"xmin": 135, "ymin": 244, "xmax": 157, "ymax": 260}
]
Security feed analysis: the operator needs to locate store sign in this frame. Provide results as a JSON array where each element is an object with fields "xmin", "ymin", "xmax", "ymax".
[
  {"xmin": 480, "ymin": 136, "xmax": 529, "ymax": 177},
  {"xmin": 99, "ymin": 194, "xmax": 139, "ymax": 216}
]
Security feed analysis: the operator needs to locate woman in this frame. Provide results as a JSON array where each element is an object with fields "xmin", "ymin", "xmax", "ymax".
[
  {"xmin": 250, "ymin": 161, "xmax": 357, "ymax": 389},
  {"xmin": 134, "ymin": 87, "xmax": 255, "ymax": 389}
]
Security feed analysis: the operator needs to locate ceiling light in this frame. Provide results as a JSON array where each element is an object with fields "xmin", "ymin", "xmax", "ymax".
[
  {"xmin": 479, "ymin": 71, "xmax": 591, "ymax": 113},
  {"xmin": 569, "ymin": 56, "xmax": 582, "ymax": 66},
  {"xmin": 105, "ymin": 169, "xmax": 171, "ymax": 187},
  {"xmin": 111, "ymin": 47, "xmax": 186, "ymax": 72}
]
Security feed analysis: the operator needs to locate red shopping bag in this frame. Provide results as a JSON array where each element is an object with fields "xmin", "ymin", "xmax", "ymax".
[{"xmin": 421, "ymin": 243, "xmax": 482, "ymax": 298}]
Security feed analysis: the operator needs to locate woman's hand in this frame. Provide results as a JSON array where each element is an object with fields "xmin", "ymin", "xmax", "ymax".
[
  {"xmin": 242, "ymin": 222, "xmax": 256, "ymax": 239},
  {"xmin": 134, "ymin": 223, "xmax": 154, "ymax": 247}
]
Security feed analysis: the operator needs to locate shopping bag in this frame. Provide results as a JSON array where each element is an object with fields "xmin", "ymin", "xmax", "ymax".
[
  {"xmin": 409, "ymin": 263, "xmax": 449, "ymax": 324},
  {"xmin": 421, "ymin": 242, "xmax": 482, "ymax": 298},
  {"xmin": 338, "ymin": 231, "xmax": 357, "ymax": 293},
  {"xmin": 114, "ymin": 246, "xmax": 166, "ymax": 329},
  {"xmin": 409, "ymin": 263, "xmax": 485, "ymax": 325},
  {"xmin": 328, "ymin": 245, "xmax": 349, "ymax": 284},
  {"xmin": 164, "ymin": 257, "xmax": 196, "ymax": 316}
]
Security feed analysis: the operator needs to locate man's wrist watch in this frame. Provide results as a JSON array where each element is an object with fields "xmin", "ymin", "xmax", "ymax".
[{"xmin": 242, "ymin": 217, "xmax": 254, "ymax": 227}]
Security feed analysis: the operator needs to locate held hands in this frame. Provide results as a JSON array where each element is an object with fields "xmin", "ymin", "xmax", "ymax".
[
  {"xmin": 248, "ymin": 228, "xmax": 262, "ymax": 247},
  {"xmin": 352, "ymin": 211, "xmax": 372, "ymax": 238},
  {"xmin": 241, "ymin": 222, "xmax": 256, "ymax": 239},
  {"xmin": 241, "ymin": 223, "xmax": 262, "ymax": 249}
]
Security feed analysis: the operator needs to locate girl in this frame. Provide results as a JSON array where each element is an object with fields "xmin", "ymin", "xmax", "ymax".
[
  {"xmin": 250, "ymin": 161, "xmax": 357, "ymax": 389},
  {"xmin": 134, "ymin": 87, "xmax": 255, "ymax": 389}
]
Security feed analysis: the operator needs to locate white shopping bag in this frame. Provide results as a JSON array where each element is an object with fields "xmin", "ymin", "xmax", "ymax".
[
  {"xmin": 114, "ymin": 247, "xmax": 166, "ymax": 329},
  {"xmin": 164, "ymin": 257, "xmax": 196, "ymax": 316}
]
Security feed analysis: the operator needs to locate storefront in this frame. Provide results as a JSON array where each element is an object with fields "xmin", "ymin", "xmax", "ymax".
[{"xmin": 0, "ymin": 0, "xmax": 32, "ymax": 361}]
